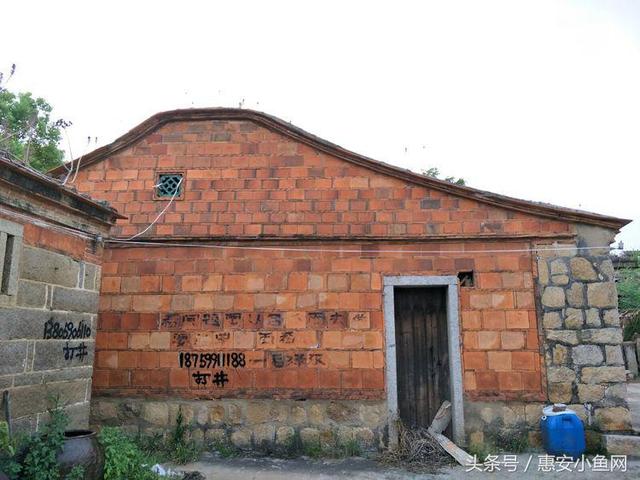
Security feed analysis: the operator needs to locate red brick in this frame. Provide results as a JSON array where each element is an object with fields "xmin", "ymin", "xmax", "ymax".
[{"xmin": 464, "ymin": 352, "xmax": 487, "ymax": 370}]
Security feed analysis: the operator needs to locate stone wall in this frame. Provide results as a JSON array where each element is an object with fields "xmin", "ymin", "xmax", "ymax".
[
  {"xmin": 0, "ymin": 217, "xmax": 103, "ymax": 432},
  {"xmin": 91, "ymin": 397, "xmax": 387, "ymax": 451},
  {"xmin": 537, "ymin": 244, "xmax": 631, "ymax": 432}
]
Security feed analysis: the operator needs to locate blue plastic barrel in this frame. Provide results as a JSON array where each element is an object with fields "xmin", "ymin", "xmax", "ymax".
[{"xmin": 540, "ymin": 404, "xmax": 586, "ymax": 459}]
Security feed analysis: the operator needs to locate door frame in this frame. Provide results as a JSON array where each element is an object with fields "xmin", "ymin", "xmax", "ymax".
[{"xmin": 383, "ymin": 275, "xmax": 465, "ymax": 446}]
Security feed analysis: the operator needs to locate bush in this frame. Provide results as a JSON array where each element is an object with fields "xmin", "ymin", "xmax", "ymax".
[
  {"xmin": 623, "ymin": 313, "xmax": 640, "ymax": 342},
  {"xmin": 136, "ymin": 408, "xmax": 201, "ymax": 465},
  {"xmin": 98, "ymin": 428, "xmax": 158, "ymax": 480}
]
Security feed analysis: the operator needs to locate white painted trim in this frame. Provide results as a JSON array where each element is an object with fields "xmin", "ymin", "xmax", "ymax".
[{"xmin": 383, "ymin": 275, "xmax": 465, "ymax": 446}]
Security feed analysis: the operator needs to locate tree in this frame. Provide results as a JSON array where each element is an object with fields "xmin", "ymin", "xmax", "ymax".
[
  {"xmin": 0, "ymin": 65, "xmax": 69, "ymax": 172},
  {"xmin": 422, "ymin": 167, "xmax": 466, "ymax": 186}
]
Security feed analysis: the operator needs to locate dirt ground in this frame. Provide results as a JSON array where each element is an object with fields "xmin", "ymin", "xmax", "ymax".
[{"xmin": 171, "ymin": 452, "xmax": 640, "ymax": 479}]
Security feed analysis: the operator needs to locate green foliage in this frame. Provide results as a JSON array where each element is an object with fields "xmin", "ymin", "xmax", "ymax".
[
  {"xmin": 467, "ymin": 442, "xmax": 492, "ymax": 462},
  {"xmin": 0, "ymin": 65, "xmax": 69, "ymax": 172},
  {"xmin": 485, "ymin": 419, "xmax": 530, "ymax": 453},
  {"xmin": 422, "ymin": 167, "xmax": 466, "ymax": 186},
  {"xmin": 618, "ymin": 253, "xmax": 640, "ymax": 311},
  {"xmin": 137, "ymin": 408, "xmax": 201, "ymax": 465},
  {"xmin": 20, "ymin": 404, "xmax": 69, "ymax": 480},
  {"xmin": 623, "ymin": 313, "xmax": 640, "ymax": 342},
  {"xmin": 209, "ymin": 439, "xmax": 239, "ymax": 458},
  {"xmin": 0, "ymin": 421, "xmax": 21, "ymax": 478},
  {"xmin": 98, "ymin": 427, "xmax": 158, "ymax": 480},
  {"xmin": 64, "ymin": 465, "xmax": 85, "ymax": 480}
]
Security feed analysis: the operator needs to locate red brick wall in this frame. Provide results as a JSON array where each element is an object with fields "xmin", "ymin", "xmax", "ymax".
[{"xmin": 69, "ymin": 119, "xmax": 573, "ymax": 402}]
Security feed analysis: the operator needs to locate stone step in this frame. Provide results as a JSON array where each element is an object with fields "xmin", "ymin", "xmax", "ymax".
[{"xmin": 603, "ymin": 434, "xmax": 640, "ymax": 456}]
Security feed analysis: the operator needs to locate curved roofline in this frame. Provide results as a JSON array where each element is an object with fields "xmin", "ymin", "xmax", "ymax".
[{"xmin": 50, "ymin": 108, "xmax": 630, "ymax": 230}]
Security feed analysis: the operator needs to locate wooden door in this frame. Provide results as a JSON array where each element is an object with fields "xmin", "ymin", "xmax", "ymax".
[{"xmin": 394, "ymin": 286, "xmax": 450, "ymax": 429}]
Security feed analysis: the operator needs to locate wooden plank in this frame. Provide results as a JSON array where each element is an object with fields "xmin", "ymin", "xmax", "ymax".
[
  {"xmin": 430, "ymin": 431, "xmax": 475, "ymax": 466},
  {"xmin": 428, "ymin": 401, "xmax": 452, "ymax": 435}
]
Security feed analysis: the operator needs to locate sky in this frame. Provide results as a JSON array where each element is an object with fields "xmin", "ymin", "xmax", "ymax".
[{"xmin": 2, "ymin": 0, "xmax": 639, "ymax": 248}]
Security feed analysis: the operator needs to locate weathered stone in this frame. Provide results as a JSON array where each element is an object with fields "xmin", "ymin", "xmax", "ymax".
[
  {"xmin": 587, "ymin": 283, "xmax": 617, "ymax": 308},
  {"xmin": 33, "ymin": 340, "xmax": 95, "ymax": 370},
  {"xmin": 289, "ymin": 406, "xmax": 307, "ymax": 425},
  {"xmin": 0, "ymin": 307, "xmax": 51, "ymax": 340},
  {"xmin": 246, "ymin": 402, "xmax": 270, "ymax": 424},
  {"xmin": 543, "ymin": 312, "xmax": 562, "ymax": 329},
  {"xmin": 189, "ymin": 429, "xmax": 204, "ymax": 444},
  {"xmin": 227, "ymin": 404, "xmax": 243, "ymax": 425},
  {"xmin": 299, "ymin": 427, "xmax": 320, "ymax": 444},
  {"xmin": 43, "ymin": 365, "xmax": 93, "ymax": 382},
  {"xmin": 567, "ymin": 404, "xmax": 587, "ymax": 422},
  {"xmin": 275, "ymin": 426, "xmax": 295, "ymax": 446},
  {"xmin": 577, "ymin": 384, "xmax": 605, "ymax": 402},
  {"xmin": 51, "ymin": 287, "xmax": 99, "ymax": 314},
  {"xmin": 16, "ymin": 280, "xmax": 47, "ymax": 308},
  {"xmin": 359, "ymin": 404, "xmax": 383, "ymax": 427},
  {"xmin": 550, "ymin": 259, "xmax": 568, "ymax": 275},
  {"xmin": 142, "ymin": 402, "xmax": 169, "ymax": 426},
  {"xmin": 13, "ymin": 372, "xmax": 43, "ymax": 386},
  {"xmin": 564, "ymin": 308, "xmax": 584, "ymax": 329},
  {"xmin": 604, "ymin": 383, "xmax": 627, "ymax": 403},
  {"xmin": 195, "ymin": 408, "xmax": 208, "ymax": 426},
  {"xmin": 9, "ymin": 380, "xmax": 88, "ymax": 419},
  {"xmin": 0, "ymin": 341, "xmax": 28, "ymax": 374},
  {"xmin": 551, "ymin": 274, "xmax": 569, "ymax": 285},
  {"xmin": 231, "ymin": 428, "xmax": 252, "ymax": 448},
  {"xmin": 537, "ymin": 259, "xmax": 549, "ymax": 285},
  {"xmin": 209, "ymin": 405, "xmax": 225, "ymax": 424},
  {"xmin": 602, "ymin": 309, "xmax": 620, "ymax": 327},
  {"xmin": 581, "ymin": 366, "xmax": 626, "ymax": 384},
  {"xmin": 566, "ymin": 283, "xmax": 585, "ymax": 308},
  {"xmin": 548, "ymin": 383, "xmax": 573, "ymax": 403},
  {"xmin": 598, "ymin": 259, "xmax": 615, "ymax": 281},
  {"xmin": 92, "ymin": 400, "xmax": 119, "ymax": 422},
  {"xmin": 585, "ymin": 308, "xmax": 601, "ymax": 327},
  {"xmin": 253, "ymin": 424, "xmax": 275, "ymax": 445},
  {"xmin": 83, "ymin": 263, "xmax": 99, "ymax": 291},
  {"xmin": 546, "ymin": 330, "xmax": 579, "ymax": 346},
  {"xmin": 572, "ymin": 345, "xmax": 603, "ymax": 366},
  {"xmin": 570, "ymin": 258, "xmax": 598, "ymax": 281},
  {"xmin": 327, "ymin": 402, "xmax": 357, "ymax": 422},
  {"xmin": 524, "ymin": 404, "xmax": 545, "ymax": 426},
  {"xmin": 168, "ymin": 404, "xmax": 194, "ymax": 426},
  {"xmin": 552, "ymin": 345, "xmax": 568, "ymax": 365},
  {"xmin": 603, "ymin": 434, "xmax": 640, "ymax": 456},
  {"xmin": 547, "ymin": 366, "xmax": 576, "ymax": 383},
  {"xmin": 594, "ymin": 407, "xmax": 632, "ymax": 431},
  {"xmin": 580, "ymin": 328, "xmax": 623, "ymax": 345},
  {"xmin": 354, "ymin": 427, "xmax": 375, "ymax": 446},
  {"xmin": 20, "ymin": 246, "xmax": 80, "ymax": 288},
  {"xmin": 336, "ymin": 426, "xmax": 355, "ymax": 444},
  {"xmin": 622, "ymin": 342, "xmax": 639, "ymax": 375},
  {"xmin": 205, "ymin": 428, "xmax": 227, "ymax": 444},
  {"xmin": 542, "ymin": 287, "xmax": 565, "ymax": 308},
  {"xmin": 605, "ymin": 345, "xmax": 624, "ymax": 366},
  {"xmin": 308, "ymin": 404, "xmax": 326, "ymax": 424}
]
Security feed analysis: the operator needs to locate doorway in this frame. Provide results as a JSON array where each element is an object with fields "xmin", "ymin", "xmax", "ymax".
[{"xmin": 383, "ymin": 276, "xmax": 465, "ymax": 445}]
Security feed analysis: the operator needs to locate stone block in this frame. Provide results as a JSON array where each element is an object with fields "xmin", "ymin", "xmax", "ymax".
[
  {"xmin": 552, "ymin": 345, "xmax": 568, "ymax": 365},
  {"xmin": 537, "ymin": 259, "xmax": 549, "ymax": 285},
  {"xmin": 13, "ymin": 372, "xmax": 44, "ymax": 386},
  {"xmin": 580, "ymin": 328, "xmax": 623, "ymax": 345},
  {"xmin": 327, "ymin": 402, "xmax": 357, "ymax": 423},
  {"xmin": 83, "ymin": 263, "xmax": 99, "ymax": 291},
  {"xmin": 594, "ymin": 407, "xmax": 631, "ymax": 431},
  {"xmin": 550, "ymin": 259, "xmax": 568, "ymax": 275},
  {"xmin": 577, "ymin": 384, "xmax": 604, "ymax": 402},
  {"xmin": 548, "ymin": 383, "xmax": 573, "ymax": 403},
  {"xmin": 622, "ymin": 342, "xmax": 639, "ymax": 376},
  {"xmin": 602, "ymin": 309, "xmax": 620, "ymax": 327},
  {"xmin": 205, "ymin": 428, "xmax": 227, "ymax": 444},
  {"xmin": 581, "ymin": 366, "xmax": 626, "ymax": 384},
  {"xmin": 572, "ymin": 345, "xmax": 603, "ymax": 366},
  {"xmin": 543, "ymin": 312, "xmax": 562, "ymax": 329},
  {"xmin": 585, "ymin": 308, "xmax": 601, "ymax": 327},
  {"xmin": 604, "ymin": 383, "xmax": 627, "ymax": 403},
  {"xmin": 587, "ymin": 283, "xmax": 617, "ymax": 308},
  {"xmin": 253, "ymin": 424, "xmax": 275, "ymax": 445},
  {"xmin": 33, "ymin": 340, "xmax": 95, "ymax": 370},
  {"xmin": 547, "ymin": 366, "xmax": 576, "ymax": 383},
  {"xmin": 566, "ymin": 283, "xmax": 585, "ymax": 308},
  {"xmin": 354, "ymin": 427, "xmax": 375, "ymax": 446},
  {"xmin": 0, "ymin": 307, "xmax": 51, "ymax": 340},
  {"xmin": 308, "ymin": 404, "xmax": 326, "ymax": 425},
  {"xmin": 227, "ymin": 403, "xmax": 243, "ymax": 425},
  {"xmin": 300, "ymin": 427, "xmax": 320, "ymax": 444},
  {"xmin": 603, "ymin": 434, "xmax": 640, "ymax": 456},
  {"xmin": 275, "ymin": 426, "xmax": 295, "ymax": 446},
  {"xmin": 209, "ymin": 405, "xmax": 225, "ymax": 424},
  {"xmin": 598, "ymin": 259, "xmax": 615, "ymax": 281},
  {"xmin": 9, "ymin": 379, "xmax": 88, "ymax": 418},
  {"xmin": 43, "ymin": 366, "xmax": 93, "ymax": 382},
  {"xmin": 359, "ymin": 404, "xmax": 384, "ymax": 427},
  {"xmin": 16, "ymin": 280, "xmax": 47, "ymax": 308},
  {"xmin": 142, "ymin": 402, "xmax": 169, "ymax": 426},
  {"xmin": 551, "ymin": 275, "xmax": 569, "ymax": 285},
  {"xmin": 336, "ymin": 426, "xmax": 355, "ymax": 444},
  {"xmin": 231, "ymin": 428, "xmax": 252, "ymax": 448},
  {"xmin": 570, "ymin": 258, "xmax": 597, "ymax": 281},
  {"xmin": 20, "ymin": 246, "xmax": 80, "ymax": 288},
  {"xmin": 289, "ymin": 405, "xmax": 307, "ymax": 425},
  {"xmin": 605, "ymin": 345, "xmax": 624, "ymax": 366},
  {"xmin": 564, "ymin": 308, "xmax": 584, "ymax": 329},
  {"xmin": 542, "ymin": 287, "xmax": 565, "ymax": 308},
  {"xmin": 51, "ymin": 287, "xmax": 99, "ymax": 314},
  {"xmin": 0, "ymin": 341, "xmax": 28, "ymax": 374},
  {"xmin": 546, "ymin": 330, "xmax": 579, "ymax": 346}
]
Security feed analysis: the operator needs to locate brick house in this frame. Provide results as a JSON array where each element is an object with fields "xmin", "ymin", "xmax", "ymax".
[
  {"xmin": 51, "ymin": 108, "xmax": 632, "ymax": 449},
  {"xmin": 0, "ymin": 154, "xmax": 121, "ymax": 432}
]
